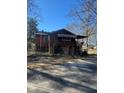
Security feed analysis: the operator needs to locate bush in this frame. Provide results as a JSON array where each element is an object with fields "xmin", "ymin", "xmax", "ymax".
[
  {"xmin": 54, "ymin": 43, "xmax": 64, "ymax": 54},
  {"xmin": 80, "ymin": 50, "xmax": 88, "ymax": 56},
  {"xmin": 27, "ymin": 42, "xmax": 36, "ymax": 51}
]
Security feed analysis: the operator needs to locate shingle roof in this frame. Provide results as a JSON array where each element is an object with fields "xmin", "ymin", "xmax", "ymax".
[
  {"xmin": 36, "ymin": 31, "xmax": 50, "ymax": 35},
  {"xmin": 51, "ymin": 28, "xmax": 76, "ymax": 35},
  {"xmin": 36, "ymin": 28, "xmax": 87, "ymax": 38}
]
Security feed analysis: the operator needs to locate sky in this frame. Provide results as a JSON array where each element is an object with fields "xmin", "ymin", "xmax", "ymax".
[
  {"xmin": 28, "ymin": 0, "xmax": 96, "ymax": 45},
  {"xmin": 34, "ymin": 0, "xmax": 78, "ymax": 31}
]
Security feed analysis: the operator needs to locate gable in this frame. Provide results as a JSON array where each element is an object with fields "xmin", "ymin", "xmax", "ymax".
[{"xmin": 51, "ymin": 29, "xmax": 75, "ymax": 35}]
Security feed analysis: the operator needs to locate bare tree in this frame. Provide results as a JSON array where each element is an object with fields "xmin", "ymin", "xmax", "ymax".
[
  {"xmin": 27, "ymin": 0, "xmax": 42, "ymax": 20},
  {"xmin": 27, "ymin": 18, "xmax": 38, "ymax": 42},
  {"xmin": 27, "ymin": 0, "xmax": 43, "ymax": 53},
  {"xmin": 27, "ymin": 0, "xmax": 35, "ymax": 16},
  {"xmin": 27, "ymin": 18, "xmax": 38, "ymax": 52},
  {"xmin": 69, "ymin": 0, "xmax": 97, "ymax": 51},
  {"xmin": 65, "ymin": 23, "xmax": 83, "ymax": 35}
]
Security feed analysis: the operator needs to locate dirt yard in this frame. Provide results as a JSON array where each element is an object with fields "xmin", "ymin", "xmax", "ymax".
[{"xmin": 27, "ymin": 55, "xmax": 97, "ymax": 93}]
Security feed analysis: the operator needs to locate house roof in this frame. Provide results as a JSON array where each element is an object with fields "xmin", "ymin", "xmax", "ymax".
[
  {"xmin": 36, "ymin": 29, "xmax": 87, "ymax": 39},
  {"xmin": 50, "ymin": 29, "xmax": 75, "ymax": 35},
  {"xmin": 76, "ymin": 35, "xmax": 87, "ymax": 39},
  {"xmin": 36, "ymin": 31, "xmax": 50, "ymax": 35}
]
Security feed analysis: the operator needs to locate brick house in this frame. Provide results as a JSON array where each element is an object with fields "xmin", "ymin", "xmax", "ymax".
[{"xmin": 35, "ymin": 29, "xmax": 86, "ymax": 55}]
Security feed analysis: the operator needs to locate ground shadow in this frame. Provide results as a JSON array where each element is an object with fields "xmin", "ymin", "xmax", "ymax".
[{"xmin": 28, "ymin": 68, "xmax": 97, "ymax": 93}]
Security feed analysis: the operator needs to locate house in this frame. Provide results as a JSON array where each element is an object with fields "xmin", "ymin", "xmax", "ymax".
[{"xmin": 35, "ymin": 29, "xmax": 87, "ymax": 55}]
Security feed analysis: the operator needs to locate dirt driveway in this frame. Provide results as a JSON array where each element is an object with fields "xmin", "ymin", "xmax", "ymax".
[{"xmin": 27, "ymin": 56, "xmax": 97, "ymax": 93}]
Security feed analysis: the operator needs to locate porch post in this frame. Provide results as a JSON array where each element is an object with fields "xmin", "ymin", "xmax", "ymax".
[{"xmin": 48, "ymin": 35, "xmax": 51, "ymax": 54}]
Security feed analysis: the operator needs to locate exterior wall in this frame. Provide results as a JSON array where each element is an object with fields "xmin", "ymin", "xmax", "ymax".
[
  {"xmin": 49, "ymin": 36, "xmax": 76, "ymax": 55},
  {"xmin": 36, "ymin": 34, "xmax": 81, "ymax": 55},
  {"xmin": 36, "ymin": 35, "xmax": 48, "ymax": 51},
  {"xmin": 35, "ymin": 29, "xmax": 85, "ymax": 55}
]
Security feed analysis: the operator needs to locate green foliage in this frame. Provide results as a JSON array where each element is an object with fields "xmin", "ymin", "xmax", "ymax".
[
  {"xmin": 27, "ymin": 42, "xmax": 36, "ymax": 52},
  {"xmin": 27, "ymin": 18, "xmax": 38, "ymax": 43}
]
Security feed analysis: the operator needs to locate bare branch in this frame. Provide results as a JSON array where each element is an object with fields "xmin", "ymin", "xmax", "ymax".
[{"xmin": 68, "ymin": 0, "xmax": 97, "ymax": 46}]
